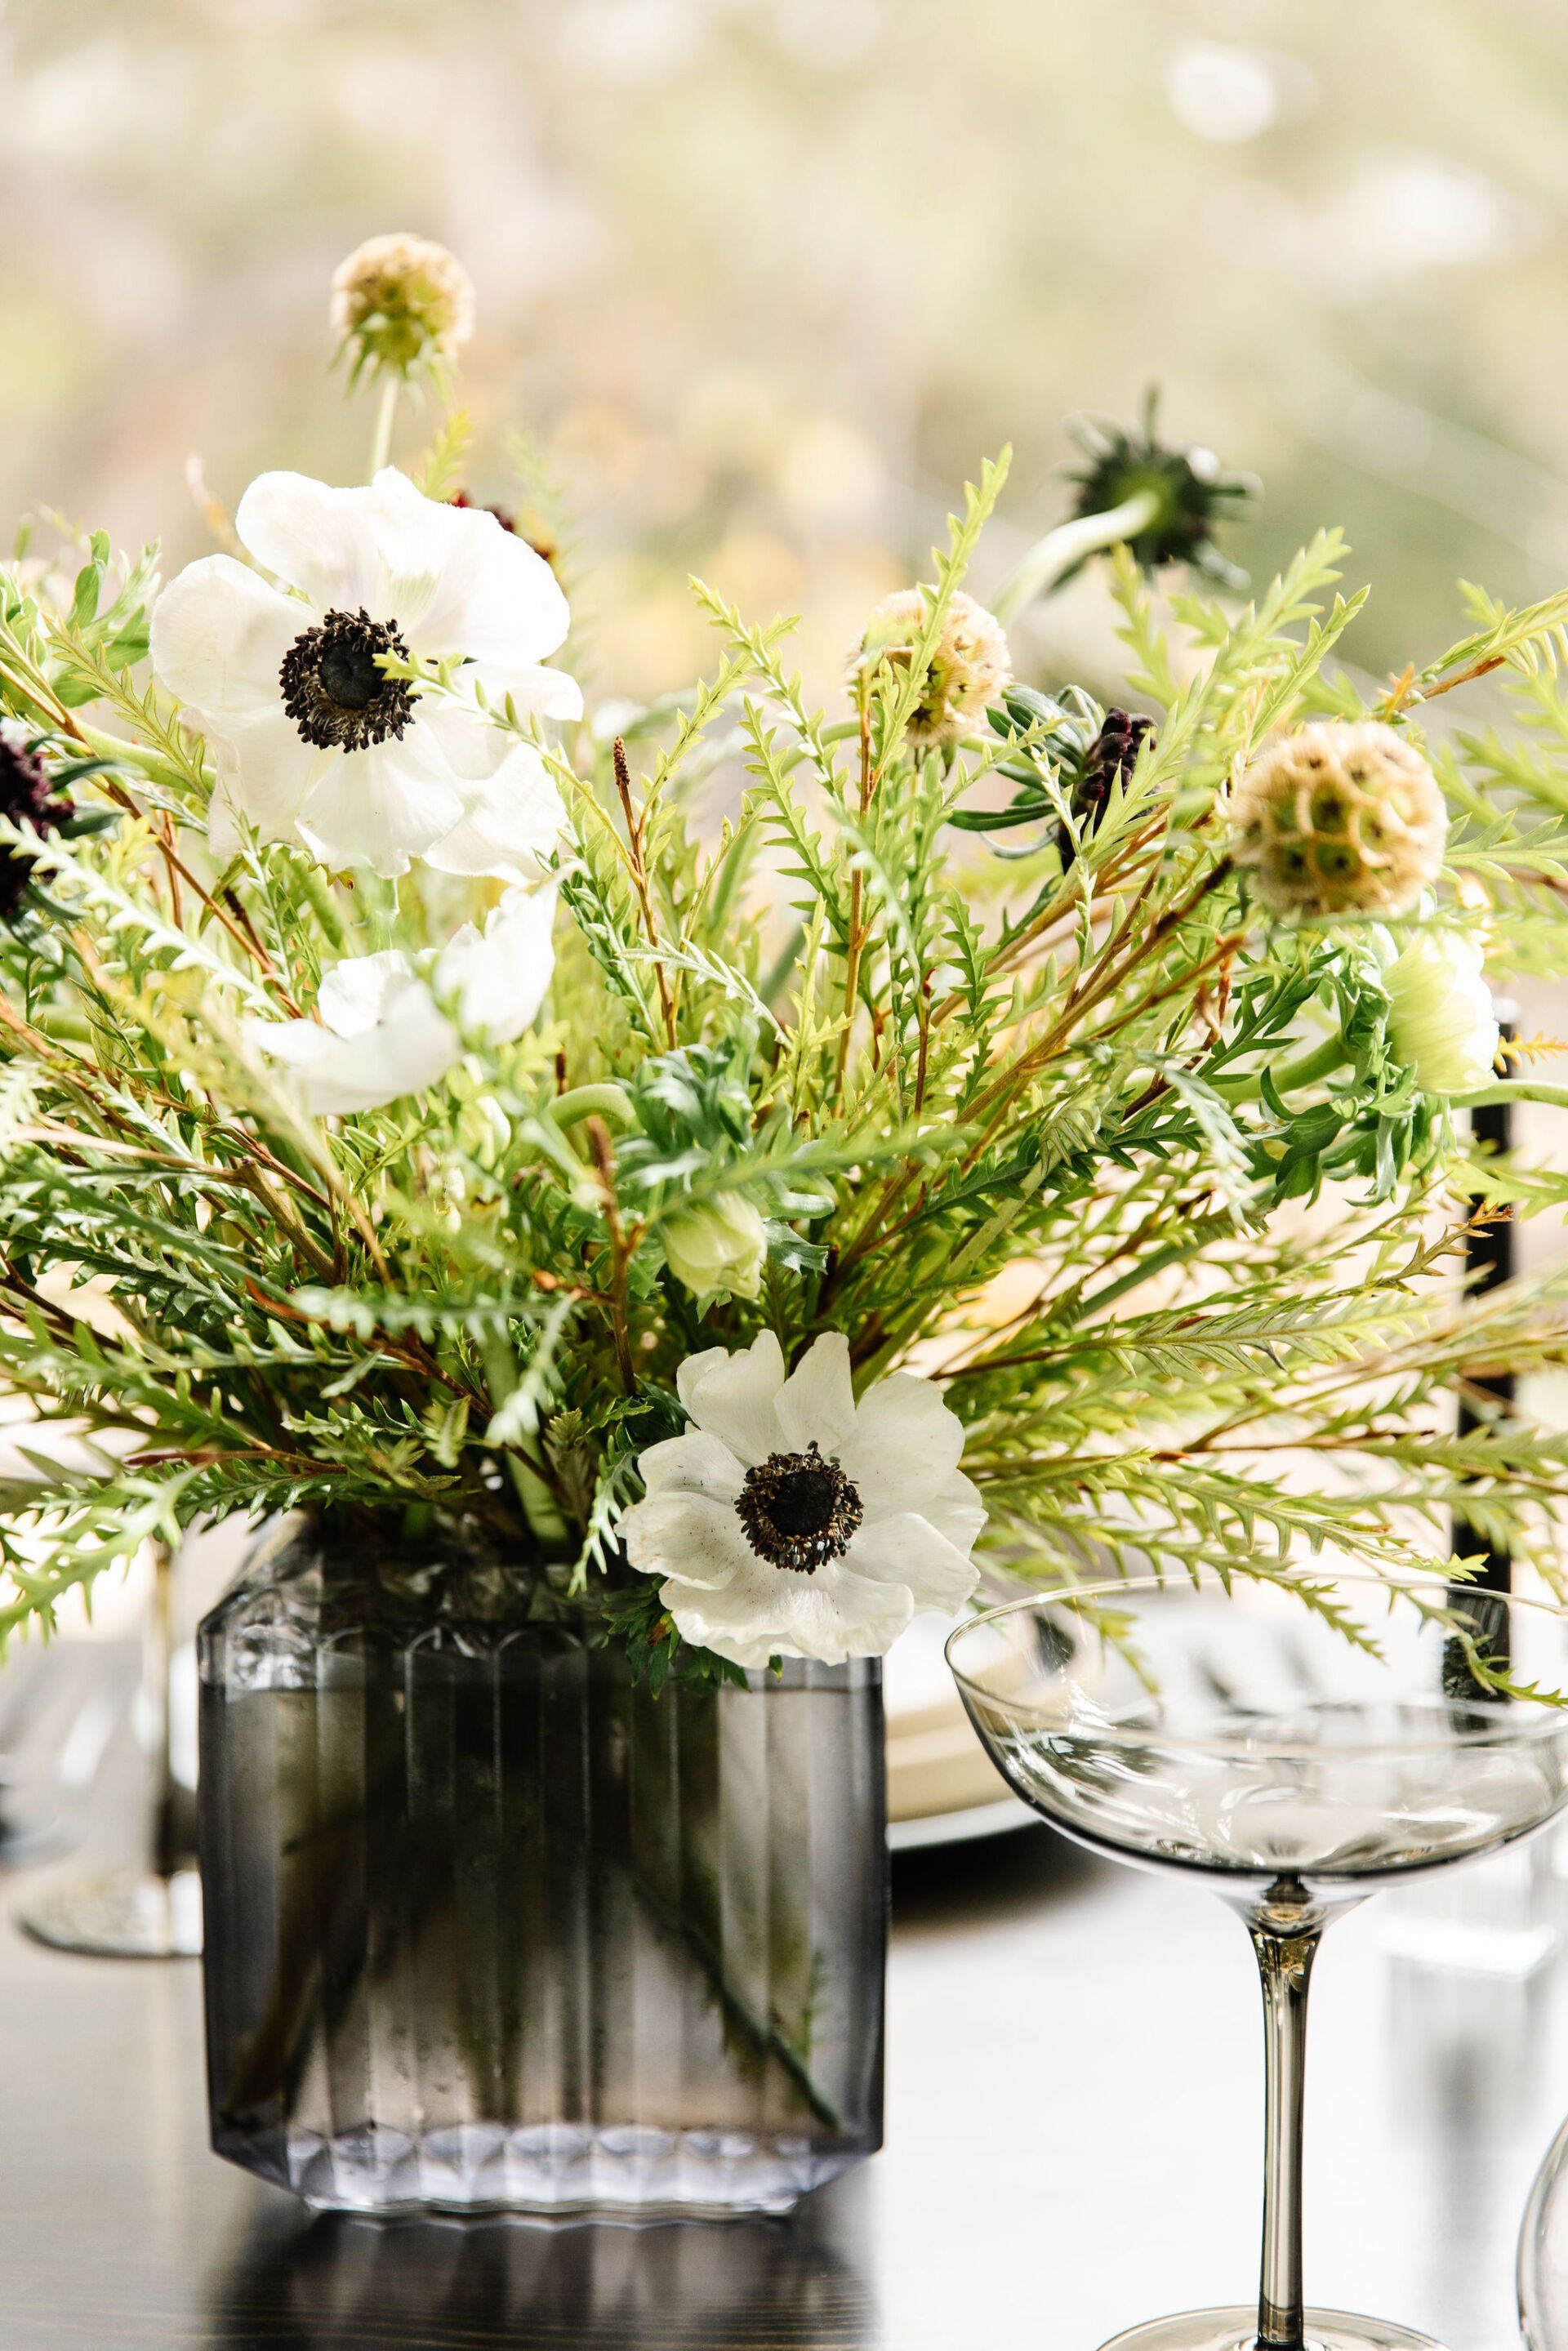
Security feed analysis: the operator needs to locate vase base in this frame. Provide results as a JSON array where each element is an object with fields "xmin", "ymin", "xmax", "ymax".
[
  {"xmin": 216, "ymin": 2118, "xmax": 871, "ymax": 2219},
  {"xmin": 1099, "ymin": 2309, "xmax": 1449, "ymax": 2351}
]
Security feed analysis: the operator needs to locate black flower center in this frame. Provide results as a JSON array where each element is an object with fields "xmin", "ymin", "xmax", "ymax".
[
  {"xmin": 279, "ymin": 608, "xmax": 416, "ymax": 753},
  {"xmin": 736, "ymin": 1440, "xmax": 863, "ymax": 1575}
]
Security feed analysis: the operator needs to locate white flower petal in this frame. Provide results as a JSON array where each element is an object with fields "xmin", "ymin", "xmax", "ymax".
[
  {"xmin": 435, "ymin": 884, "xmax": 556, "ymax": 1043},
  {"xmin": 773, "ymin": 1331, "xmax": 857, "ymax": 1457},
  {"xmin": 421, "ymin": 738, "xmax": 568, "ymax": 884},
  {"xmin": 673, "ymin": 1345, "xmax": 732, "ymax": 1407},
  {"xmin": 150, "ymin": 556, "xmax": 304, "ymax": 722},
  {"xmin": 316, "ymin": 948, "xmax": 420, "ymax": 1038},
  {"xmin": 201, "ymin": 710, "xmax": 325, "ymax": 847},
  {"xmin": 234, "ymin": 472, "xmax": 386, "ymax": 614},
  {"xmin": 650, "ymin": 1552, "xmax": 797, "ymax": 1659},
  {"xmin": 620, "ymin": 1494, "xmax": 755, "ymax": 1592},
  {"xmin": 675, "ymin": 1329, "xmax": 786, "ymax": 1466},
  {"xmin": 296, "ymin": 739, "xmax": 465, "ymax": 877},
  {"xmin": 401, "ymin": 694, "xmax": 513, "ymax": 782},
  {"xmin": 846, "ymin": 1512, "xmax": 980, "ymax": 1616},
  {"xmin": 206, "ymin": 783, "xmax": 244, "ymax": 862},
  {"xmin": 634, "ymin": 1432, "xmax": 746, "ymax": 1507},
  {"xmin": 363, "ymin": 470, "xmax": 571, "ymax": 662},
  {"xmin": 659, "ymin": 1614, "xmax": 779, "ymax": 1675},
  {"xmin": 468, "ymin": 657, "xmax": 585, "ymax": 724},
  {"xmin": 665, "ymin": 1555, "xmax": 915, "ymax": 1669},
  {"xmin": 839, "ymin": 1370, "xmax": 966, "ymax": 1519},
  {"xmin": 811, "ymin": 1563, "xmax": 919, "ymax": 1657},
  {"xmin": 245, "ymin": 972, "xmax": 459, "ymax": 1115},
  {"xmin": 912, "ymin": 1468, "xmax": 987, "ymax": 1559}
]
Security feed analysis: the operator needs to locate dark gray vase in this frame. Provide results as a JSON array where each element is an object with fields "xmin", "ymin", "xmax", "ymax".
[{"xmin": 198, "ymin": 1520, "xmax": 887, "ymax": 2216}]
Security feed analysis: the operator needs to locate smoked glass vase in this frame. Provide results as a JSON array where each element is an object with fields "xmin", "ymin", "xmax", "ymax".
[{"xmin": 197, "ymin": 1520, "xmax": 886, "ymax": 2217}]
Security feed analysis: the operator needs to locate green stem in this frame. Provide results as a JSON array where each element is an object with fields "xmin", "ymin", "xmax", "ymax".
[
  {"xmin": 551, "ymin": 1082, "xmax": 635, "ymax": 1129},
  {"xmin": 368, "ymin": 377, "xmax": 400, "ymax": 477},
  {"xmin": 76, "ymin": 721, "xmax": 180, "ymax": 783},
  {"xmin": 991, "ymin": 487, "xmax": 1165, "ymax": 626},
  {"xmin": 1454, "ymin": 1082, "xmax": 1568, "ymax": 1112},
  {"xmin": 1214, "ymin": 1034, "xmax": 1352, "ymax": 1102}
]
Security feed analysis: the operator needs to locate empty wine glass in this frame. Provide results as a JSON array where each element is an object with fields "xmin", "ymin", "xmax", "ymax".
[{"xmin": 947, "ymin": 1573, "xmax": 1568, "ymax": 2351}]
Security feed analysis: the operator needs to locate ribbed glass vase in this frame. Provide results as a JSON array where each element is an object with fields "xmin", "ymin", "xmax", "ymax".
[{"xmin": 198, "ymin": 1520, "xmax": 886, "ymax": 2218}]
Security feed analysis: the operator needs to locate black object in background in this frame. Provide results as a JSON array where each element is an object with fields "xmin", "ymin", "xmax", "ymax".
[{"xmin": 1453, "ymin": 1013, "xmax": 1516, "ymax": 1597}]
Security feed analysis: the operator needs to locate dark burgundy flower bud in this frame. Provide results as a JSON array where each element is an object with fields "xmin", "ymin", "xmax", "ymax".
[{"xmin": 0, "ymin": 726, "xmax": 69, "ymax": 918}]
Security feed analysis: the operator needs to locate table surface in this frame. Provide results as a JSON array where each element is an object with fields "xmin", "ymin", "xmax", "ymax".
[{"xmin": 2, "ymin": 1816, "xmax": 1565, "ymax": 2351}]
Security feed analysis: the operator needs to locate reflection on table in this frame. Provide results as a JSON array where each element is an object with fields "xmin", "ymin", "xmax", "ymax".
[{"xmin": 211, "ymin": 2192, "xmax": 875, "ymax": 2349}]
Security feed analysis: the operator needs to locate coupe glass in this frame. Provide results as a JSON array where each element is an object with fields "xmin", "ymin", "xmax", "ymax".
[{"xmin": 947, "ymin": 1573, "xmax": 1568, "ymax": 2351}]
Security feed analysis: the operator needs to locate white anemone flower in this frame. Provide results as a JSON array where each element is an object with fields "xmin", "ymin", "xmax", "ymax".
[
  {"xmin": 244, "ymin": 885, "xmax": 556, "ymax": 1117},
  {"xmin": 618, "ymin": 1329, "xmax": 983, "ymax": 1669},
  {"xmin": 150, "ymin": 467, "xmax": 580, "ymax": 879}
]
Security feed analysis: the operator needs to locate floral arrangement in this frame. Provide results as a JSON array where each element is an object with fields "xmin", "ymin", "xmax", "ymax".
[{"xmin": 2, "ymin": 236, "xmax": 1568, "ymax": 1683}]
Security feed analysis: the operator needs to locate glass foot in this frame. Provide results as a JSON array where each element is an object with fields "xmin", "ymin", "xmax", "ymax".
[
  {"xmin": 1100, "ymin": 2311, "xmax": 1450, "ymax": 2351},
  {"xmin": 17, "ymin": 1865, "xmax": 202, "ymax": 1957}
]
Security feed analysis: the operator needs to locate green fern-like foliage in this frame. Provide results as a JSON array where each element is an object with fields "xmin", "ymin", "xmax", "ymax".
[{"xmin": 1, "ymin": 433, "xmax": 1567, "ymax": 1671}]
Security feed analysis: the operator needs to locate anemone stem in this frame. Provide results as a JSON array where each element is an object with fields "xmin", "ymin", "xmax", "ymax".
[
  {"xmin": 1214, "ymin": 1033, "xmax": 1352, "ymax": 1101},
  {"xmin": 991, "ymin": 486, "xmax": 1164, "ymax": 626},
  {"xmin": 368, "ymin": 376, "xmax": 400, "ymax": 477},
  {"xmin": 551, "ymin": 1083, "xmax": 635, "ymax": 1129},
  {"xmin": 1454, "ymin": 1081, "xmax": 1568, "ymax": 1112}
]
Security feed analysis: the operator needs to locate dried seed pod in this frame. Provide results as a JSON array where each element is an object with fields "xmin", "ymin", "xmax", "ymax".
[{"xmin": 1231, "ymin": 719, "xmax": 1446, "ymax": 918}]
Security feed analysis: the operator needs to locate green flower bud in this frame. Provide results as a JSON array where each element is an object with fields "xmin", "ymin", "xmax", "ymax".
[
  {"xmin": 662, "ymin": 1193, "xmax": 768, "ymax": 1305},
  {"xmin": 1064, "ymin": 393, "xmax": 1257, "ymax": 591},
  {"xmin": 1384, "ymin": 928, "xmax": 1499, "ymax": 1096}
]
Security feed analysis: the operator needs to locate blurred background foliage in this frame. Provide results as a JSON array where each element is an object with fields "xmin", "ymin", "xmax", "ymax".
[{"xmin": 3, "ymin": 0, "xmax": 1567, "ymax": 711}]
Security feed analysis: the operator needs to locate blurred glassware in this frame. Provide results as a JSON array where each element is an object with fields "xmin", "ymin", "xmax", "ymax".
[
  {"xmin": 17, "ymin": 1539, "xmax": 200, "ymax": 1957},
  {"xmin": 1380, "ymin": 1841, "xmax": 1561, "ymax": 2170},
  {"xmin": 0, "ymin": 1636, "xmax": 129, "ymax": 1862},
  {"xmin": 1513, "ymin": 2046, "xmax": 1568, "ymax": 2344},
  {"xmin": 949, "ymin": 1574, "xmax": 1568, "ymax": 2351},
  {"xmin": 883, "ymin": 1610, "xmax": 1029, "ymax": 1849}
]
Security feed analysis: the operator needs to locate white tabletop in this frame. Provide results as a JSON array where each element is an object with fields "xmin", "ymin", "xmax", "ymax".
[{"xmin": 0, "ymin": 1817, "xmax": 1561, "ymax": 2349}]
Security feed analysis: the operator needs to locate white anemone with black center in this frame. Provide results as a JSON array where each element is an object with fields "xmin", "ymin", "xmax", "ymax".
[
  {"xmin": 618, "ymin": 1329, "xmax": 984, "ymax": 1669},
  {"xmin": 149, "ymin": 467, "xmax": 580, "ymax": 879}
]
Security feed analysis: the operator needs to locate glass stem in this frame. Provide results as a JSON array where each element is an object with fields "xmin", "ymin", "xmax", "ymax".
[{"xmin": 1250, "ymin": 1907, "xmax": 1323, "ymax": 2351}]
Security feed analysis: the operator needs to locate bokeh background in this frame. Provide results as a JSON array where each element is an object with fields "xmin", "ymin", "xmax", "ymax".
[{"xmin": 5, "ymin": 0, "xmax": 1568, "ymax": 711}]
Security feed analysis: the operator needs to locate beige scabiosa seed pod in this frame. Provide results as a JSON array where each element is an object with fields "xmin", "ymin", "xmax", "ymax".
[
  {"xmin": 853, "ymin": 588, "xmax": 1010, "ymax": 748},
  {"xmin": 1230, "ymin": 719, "xmax": 1447, "ymax": 919},
  {"xmin": 331, "ymin": 232, "xmax": 476, "ymax": 385}
]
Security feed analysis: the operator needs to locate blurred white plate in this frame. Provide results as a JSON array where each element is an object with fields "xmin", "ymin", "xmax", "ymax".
[{"xmin": 884, "ymin": 1613, "xmax": 1033, "ymax": 1849}]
